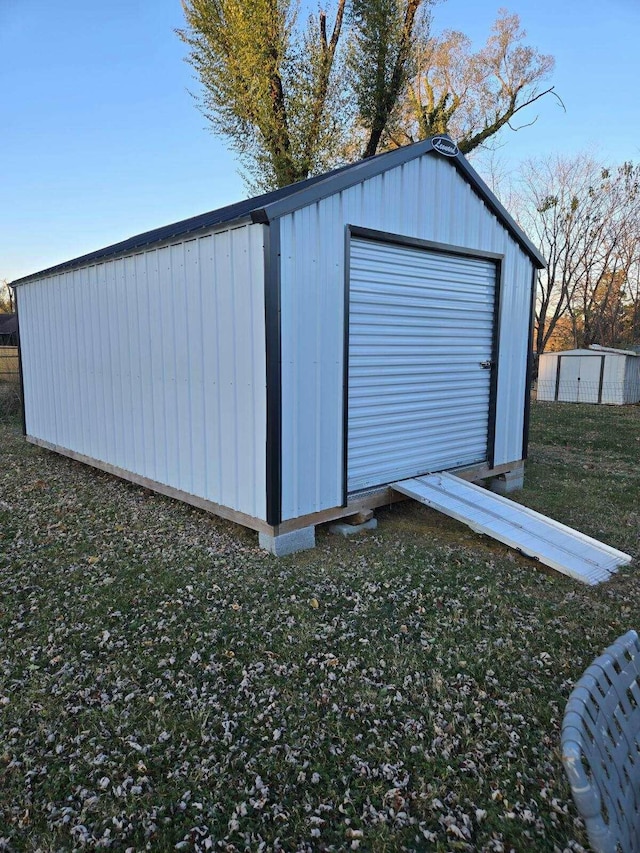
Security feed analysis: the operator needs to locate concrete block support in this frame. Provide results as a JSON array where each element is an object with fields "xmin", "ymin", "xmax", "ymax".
[
  {"xmin": 329, "ymin": 518, "xmax": 378, "ymax": 537},
  {"xmin": 258, "ymin": 525, "xmax": 316, "ymax": 556},
  {"xmin": 490, "ymin": 466, "xmax": 525, "ymax": 495}
]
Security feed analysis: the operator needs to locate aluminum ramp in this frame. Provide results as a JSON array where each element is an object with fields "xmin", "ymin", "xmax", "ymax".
[{"xmin": 392, "ymin": 472, "xmax": 632, "ymax": 585}]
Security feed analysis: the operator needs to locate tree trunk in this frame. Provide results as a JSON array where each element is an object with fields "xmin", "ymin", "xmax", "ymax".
[{"xmin": 362, "ymin": 0, "xmax": 423, "ymax": 159}]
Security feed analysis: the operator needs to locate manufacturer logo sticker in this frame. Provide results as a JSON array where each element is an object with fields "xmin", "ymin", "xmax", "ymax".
[{"xmin": 431, "ymin": 136, "xmax": 459, "ymax": 157}]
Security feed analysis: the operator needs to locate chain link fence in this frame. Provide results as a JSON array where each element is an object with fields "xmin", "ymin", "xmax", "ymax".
[
  {"xmin": 0, "ymin": 346, "xmax": 21, "ymax": 422},
  {"xmin": 536, "ymin": 378, "xmax": 640, "ymax": 407},
  {"xmin": 2, "ymin": 344, "xmax": 638, "ymax": 446}
]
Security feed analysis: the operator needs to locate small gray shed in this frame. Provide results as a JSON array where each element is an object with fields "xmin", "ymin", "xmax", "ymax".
[
  {"xmin": 537, "ymin": 345, "xmax": 640, "ymax": 405},
  {"xmin": 12, "ymin": 136, "xmax": 545, "ymax": 554}
]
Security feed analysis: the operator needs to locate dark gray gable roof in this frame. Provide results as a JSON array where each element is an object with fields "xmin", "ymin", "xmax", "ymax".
[{"xmin": 12, "ymin": 136, "xmax": 544, "ymax": 285}]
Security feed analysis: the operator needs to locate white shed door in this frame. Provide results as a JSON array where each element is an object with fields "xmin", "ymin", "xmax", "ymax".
[
  {"xmin": 558, "ymin": 355, "xmax": 603, "ymax": 403},
  {"xmin": 347, "ymin": 237, "xmax": 497, "ymax": 493}
]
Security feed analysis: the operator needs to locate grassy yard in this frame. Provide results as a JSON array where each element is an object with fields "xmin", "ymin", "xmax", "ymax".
[{"xmin": 1, "ymin": 403, "xmax": 638, "ymax": 852}]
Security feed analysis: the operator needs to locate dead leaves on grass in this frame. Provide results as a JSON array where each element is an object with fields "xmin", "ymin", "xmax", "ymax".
[{"xmin": 0, "ymin": 421, "xmax": 628, "ymax": 852}]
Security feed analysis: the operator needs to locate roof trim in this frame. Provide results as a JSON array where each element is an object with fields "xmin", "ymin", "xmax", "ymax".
[
  {"xmin": 543, "ymin": 346, "xmax": 639, "ymax": 358},
  {"xmin": 10, "ymin": 212, "xmax": 254, "ymax": 286},
  {"xmin": 11, "ymin": 135, "xmax": 545, "ymax": 286},
  {"xmin": 251, "ymin": 138, "xmax": 436, "ymax": 222},
  {"xmin": 589, "ymin": 344, "xmax": 639, "ymax": 357},
  {"xmin": 452, "ymin": 155, "xmax": 545, "ymax": 268}
]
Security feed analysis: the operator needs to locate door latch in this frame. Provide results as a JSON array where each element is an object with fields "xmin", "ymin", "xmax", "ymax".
[{"xmin": 480, "ymin": 360, "xmax": 494, "ymax": 369}]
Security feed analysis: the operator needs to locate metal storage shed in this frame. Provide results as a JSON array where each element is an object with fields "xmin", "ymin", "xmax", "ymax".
[
  {"xmin": 12, "ymin": 135, "xmax": 545, "ymax": 555},
  {"xmin": 537, "ymin": 345, "xmax": 640, "ymax": 405}
]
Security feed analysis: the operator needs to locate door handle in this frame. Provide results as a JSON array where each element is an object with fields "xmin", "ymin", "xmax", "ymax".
[{"xmin": 480, "ymin": 360, "xmax": 494, "ymax": 369}]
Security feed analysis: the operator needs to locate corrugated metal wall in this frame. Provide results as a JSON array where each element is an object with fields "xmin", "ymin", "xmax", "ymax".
[
  {"xmin": 348, "ymin": 237, "xmax": 496, "ymax": 492},
  {"xmin": 624, "ymin": 357, "xmax": 640, "ymax": 404},
  {"xmin": 601, "ymin": 355, "xmax": 624, "ymax": 404},
  {"xmin": 279, "ymin": 154, "xmax": 534, "ymax": 521},
  {"xmin": 18, "ymin": 223, "xmax": 268, "ymax": 520},
  {"xmin": 536, "ymin": 353, "xmax": 558, "ymax": 401}
]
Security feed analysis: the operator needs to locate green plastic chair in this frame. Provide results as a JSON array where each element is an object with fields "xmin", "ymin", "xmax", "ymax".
[{"xmin": 561, "ymin": 630, "xmax": 640, "ymax": 853}]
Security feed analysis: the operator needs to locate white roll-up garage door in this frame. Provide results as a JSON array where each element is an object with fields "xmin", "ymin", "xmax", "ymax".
[{"xmin": 348, "ymin": 236, "xmax": 497, "ymax": 493}]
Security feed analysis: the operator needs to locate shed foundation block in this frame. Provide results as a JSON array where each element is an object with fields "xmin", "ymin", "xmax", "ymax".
[
  {"xmin": 348, "ymin": 510, "xmax": 375, "ymax": 525},
  {"xmin": 329, "ymin": 518, "xmax": 378, "ymax": 537},
  {"xmin": 490, "ymin": 466, "xmax": 525, "ymax": 495},
  {"xmin": 259, "ymin": 525, "xmax": 315, "ymax": 556}
]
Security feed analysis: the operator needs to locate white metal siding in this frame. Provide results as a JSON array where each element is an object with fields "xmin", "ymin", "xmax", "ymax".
[
  {"xmin": 602, "ymin": 354, "xmax": 627, "ymax": 405},
  {"xmin": 18, "ymin": 224, "xmax": 268, "ymax": 520},
  {"xmin": 536, "ymin": 353, "xmax": 558, "ymax": 401},
  {"xmin": 279, "ymin": 154, "xmax": 534, "ymax": 521},
  {"xmin": 348, "ymin": 238, "xmax": 496, "ymax": 492},
  {"xmin": 624, "ymin": 357, "xmax": 640, "ymax": 404}
]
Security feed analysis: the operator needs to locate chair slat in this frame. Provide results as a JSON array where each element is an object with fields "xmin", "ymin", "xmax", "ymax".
[{"xmin": 561, "ymin": 630, "xmax": 640, "ymax": 853}]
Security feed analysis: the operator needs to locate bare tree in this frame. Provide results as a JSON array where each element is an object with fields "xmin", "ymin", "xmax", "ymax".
[
  {"xmin": 566, "ymin": 163, "xmax": 640, "ymax": 348},
  {"xmin": 620, "ymin": 230, "xmax": 640, "ymax": 345},
  {"xmin": 515, "ymin": 155, "xmax": 640, "ymax": 354},
  {"xmin": 387, "ymin": 10, "xmax": 556, "ymax": 154},
  {"xmin": 0, "ymin": 280, "xmax": 14, "ymax": 313}
]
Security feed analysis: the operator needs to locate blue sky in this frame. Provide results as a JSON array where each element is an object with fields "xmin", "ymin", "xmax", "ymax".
[{"xmin": 2, "ymin": 0, "xmax": 640, "ymax": 282}]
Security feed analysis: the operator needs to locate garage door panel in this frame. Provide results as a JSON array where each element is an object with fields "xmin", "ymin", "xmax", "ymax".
[
  {"xmin": 351, "ymin": 329, "xmax": 494, "ymax": 344},
  {"xmin": 350, "ymin": 318, "xmax": 494, "ymax": 334},
  {"xmin": 348, "ymin": 238, "xmax": 496, "ymax": 493},
  {"xmin": 350, "ymin": 412, "xmax": 489, "ymax": 439},
  {"xmin": 352, "ymin": 277, "xmax": 495, "ymax": 293},
  {"xmin": 352, "ymin": 267, "xmax": 495, "ymax": 286},
  {"xmin": 351, "ymin": 364, "xmax": 490, "ymax": 378},
  {"xmin": 350, "ymin": 422, "xmax": 489, "ymax": 451},
  {"xmin": 354, "ymin": 248, "xmax": 496, "ymax": 276},
  {"xmin": 351, "ymin": 285, "xmax": 494, "ymax": 306},
  {"xmin": 349, "ymin": 447, "xmax": 486, "ymax": 488},
  {"xmin": 350, "ymin": 391, "xmax": 491, "ymax": 412},
  {"xmin": 351, "ymin": 383, "xmax": 490, "ymax": 400},
  {"xmin": 351, "ymin": 361, "xmax": 490, "ymax": 376},
  {"xmin": 351, "ymin": 423, "xmax": 489, "ymax": 454},
  {"xmin": 351, "ymin": 305, "xmax": 494, "ymax": 320}
]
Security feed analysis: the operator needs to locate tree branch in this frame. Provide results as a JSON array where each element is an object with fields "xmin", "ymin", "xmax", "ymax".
[
  {"xmin": 362, "ymin": 0, "xmax": 425, "ymax": 158},
  {"xmin": 459, "ymin": 86, "xmax": 556, "ymax": 154}
]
